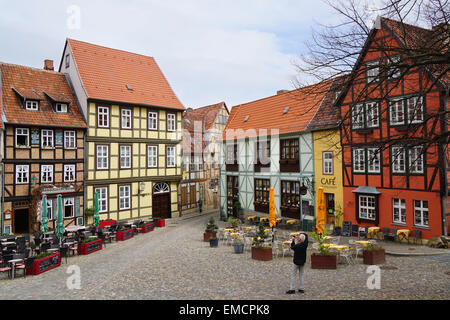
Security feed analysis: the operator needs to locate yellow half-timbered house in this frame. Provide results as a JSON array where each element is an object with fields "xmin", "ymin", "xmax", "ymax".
[{"xmin": 59, "ymin": 39, "xmax": 185, "ymax": 222}]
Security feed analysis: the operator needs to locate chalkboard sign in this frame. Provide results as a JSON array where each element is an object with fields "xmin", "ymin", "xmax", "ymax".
[
  {"xmin": 123, "ymin": 230, "xmax": 133, "ymax": 240},
  {"xmin": 141, "ymin": 223, "xmax": 155, "ymax": 233},
  {"xmin": 351, "ymin": 224, "xmax": 359, "ymax": 237},
  {"xmin": 39, "ymin": 254, "xmax": 60, "ymax": 272},
  {"xmin": 342, "ymin": 221, "xmax": 351, "ymax": 237},
  {"xmin": 87, "ymin": 240, "xmax": 102, "ymax": 253}
]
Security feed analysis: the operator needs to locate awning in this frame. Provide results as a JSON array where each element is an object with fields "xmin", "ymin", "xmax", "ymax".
[{"xmin": 352, "ymin": 186, "xmax": 381, "ymax": 195}]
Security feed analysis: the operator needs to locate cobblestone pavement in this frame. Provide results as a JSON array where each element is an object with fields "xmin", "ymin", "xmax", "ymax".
[{"xmin": 1, "ymin": 212, "xmax": 449, "ymax": 300}]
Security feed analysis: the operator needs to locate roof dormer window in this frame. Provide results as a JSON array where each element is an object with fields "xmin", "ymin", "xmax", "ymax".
[
  {"xmin": 25, "ymin": 100, "xmax": 39, "ymax": 111},
  {"xmin": 55, "ymin": 103, "xmax": 68, "ymax": 113},
  {"xmin": 283, "ymin": 107, "xmax": 290, "ymax": 114},
  {"xmin": 244, "ymin": 115, "xmax": 250, "ymax": 122}
]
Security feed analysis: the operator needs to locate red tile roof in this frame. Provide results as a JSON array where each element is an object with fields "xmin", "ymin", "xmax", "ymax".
[
  {"xmin": 0, "ymin": 62, "xmax": 87, "ymax": 128},
  {"xmin": 65, "ymin": 39, "xmax": 185, "ymax": 110},
  {"xmin": 223, "ymin": 80, "xmax": 334, "ymax": 140}
]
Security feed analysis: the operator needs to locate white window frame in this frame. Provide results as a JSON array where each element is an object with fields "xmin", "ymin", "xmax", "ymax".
[
  {"xmin": 46, "ymin": 199, "xmax": 53, "ymax": 220},
  {"xmin": 393, "ymin": 198, "xmax": 406, "ymax": 224},
  {"xmin": 323, "ymin": 151, "xmax": 333, "ymax": 175},
  {"xmin": 64, "ymin": 198, "xmax": 74, "ymax": 218},
  {"xmin": 167, "ymin": 113, "xmax": 176, "ymax": 132},
  {"xmin": 392, "ymin": 146, "xmax": 406, "ymax": 173},
  {"xmin": 25, "ymin": 100, "xmax": 39, "ymax": 110},
  {"xmin": 64, "ymin": 131, "xmax": 76, "ymax": 149},
  {"xmin": 119, "ymin": 185, "xmax": 131, "ymax": 210},
  {"xmin": 367, "ymin": 148, "xmax": 381, "ymax": 173},
  {"xmin": 148, "ymin": 111, "xmax": 158, "ymax": 130},
  {"xmin": 97, "ymin": 106, "xmax": 110, "ymax": 128},
  {"xmin": 120, "ymin": 145, "xmax": 132, "ymax": 169},
  {"xmin": 366, "ymin": 102, "xmax": 379, "ymax": 128},
  {"xmin": 41, "ymin": 129, "xmax": 54, "ymax": 148},
  {"xmin": 366, "ymin": 60, "xmax": 380, "ymax": 83},
  {"xmin": 407, "ymin": 96, "xmax": 424, "ymax": 124},
  {"xmin": 387, "ymin": 55, "xmax": 401, "ymax": 79},
  {"xmin": 96, "ymin": 145, "xmax": 109, "ymax": 170},
  {"xmin": 353, "ymin": 148, "xmax": 365, "ymax": 173},
  {"xmin": 95, "ymin": 187, "xmax": 108, "ymax": 213},
  {"xmin": 389, "ymin": 99, "xmax": 405, "ymax": 125},
  {"xmin": 63, "ymin": 164, "xmax": 76, "ymax": 182},
  {"xmin": 55, "ymin": 103, "xmax": 68, "ymax": 113},
  {"xmin": 414, "ymin": 200, "xmax": 429, "ymax": 227},
  {"xmin": 147, "ymin": 145, "xmax": 158, "ymax": 168},
  {"xmin": 358, "ymin": 195, "xmax": 376, "ymax": 221},
  {"xmin": 352, "ymin": 103, "xmax": 365, "ymax": 129},
  {"xmin": 16, "ymin": 165, "xmax": 29, "ymax": 184},
  {"xmin": 409, "ymin": 146, "xmax": 424, "ymax": 174},
  {"xmin": 167, "ymin": 146, "xmax": 176, "ymax": 168},
  {"xmin": 121, "ymin": 108, "xmax": 132, "ymax": 129},
  {"xmin": 41, "ymin": 165, "xmax": 54, "ymax": 183},
  {"xmin": 15, "ymin": 128, "xmax": 29, "ymax": 147}
]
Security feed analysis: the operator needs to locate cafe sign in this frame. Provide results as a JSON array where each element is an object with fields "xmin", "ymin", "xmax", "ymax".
[
  {"xmin": 42, "ymin": 186, "xmax": 75, "ymax": 195},
  {"xmin": 320, "ymin": 177, "xmax": 336, "ymax": 187}
]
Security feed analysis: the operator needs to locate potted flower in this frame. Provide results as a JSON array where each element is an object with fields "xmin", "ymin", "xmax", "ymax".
[
  {"xmin": 363, "ymin": 243, "xmax": 386, "ymax": 265},
  {"xmin": 251, "ymin": 221, "xmax": 272, "ymax": 261},
  {"xmin": 204, "ymin": 217, "xmax": 218, "ymax": 242},
  {"xmin": 310, "ymin": 228, "xmax": 337, "ymax": 269},
  {"xmin": 232, "ymin": 237, "xmax": 244, "ymax": 254},
  {"xmin": 209, "ymin": 236, "xmax": 219, "ymax": 247},
  {"xmin": 226, "ymin": 216, "xmax": 242, "ymax": 230}
]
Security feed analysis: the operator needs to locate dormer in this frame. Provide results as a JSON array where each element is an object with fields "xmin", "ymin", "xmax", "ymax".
[
  {"xmin": 11, "ymin": 87, "xmax": 43, "ymax": 111},
  {"xmin": 43, "ymin": 91, "xmax": 71, "ymax": 113}
]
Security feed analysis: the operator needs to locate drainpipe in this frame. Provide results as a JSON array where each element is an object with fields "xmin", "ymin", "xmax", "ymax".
[{"xmin": 1, "ymin": 162, "xmax": 4, "ymax": 234}]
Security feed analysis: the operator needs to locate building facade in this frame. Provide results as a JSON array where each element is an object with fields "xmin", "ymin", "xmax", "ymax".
[
  {"xmin": 338, "ymin": 18, "xmax": 449, "ymax": 239},
  {"xmin": 59, "ymin": 39, "xmax": 184, "ymax": 222},
  {"xmin": 0, "ymin": 61, "xmax": 87, "ymax": 234}
]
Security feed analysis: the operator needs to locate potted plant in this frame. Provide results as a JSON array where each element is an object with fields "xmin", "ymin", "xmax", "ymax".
[
  {"xmin": 139, "ymin": 221, "xmax": 155, "ymax": 234},
  {"xmin": 153, "ymin": 217, "xmax": 165, "ymax": 228},
  {"xmin": 116, "ymin": 227, "xmax": 134, "ymax": 241},
  {"xmin": 204, "ymin": 217, "xmax": 218, "ymax": 242},
  {"xmin": 27, "ymin": 251, "xmax": 61, "ymax": 275},
  {"xmin": 78, "ymin": 237, "xmax": 103, "ymax": 255},
  {"xmin": 310, "ymin": 228, "xmax": 337, "ymax": 269},
  {"xmin": 226, "ymin": 216, "xmax": 242, "ymax": 230},
  {"xmin": 251, "ymin": 221, "xmax": 272, "ymax": 261},
  {"xmin": 363, "ymin": 243, "xmax": 386, "ymax": 265},
  {"xmin": 233, "ymin": 201, "xmax": 243, "ymax": 219},
  {"xmin": 209, "ymin": 236, "xmax": 219, "ymax": 247},
  {"xmin": 232, "ymin": 237, "xmax": 244, "ymax": 254}
]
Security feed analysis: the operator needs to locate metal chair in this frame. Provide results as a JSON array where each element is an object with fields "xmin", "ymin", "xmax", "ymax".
[
  {"xmin": 408, "ymin": 230, "xmax": 422, "ymax": 245},
  {"xmin": 339, "ymin": 248, "xmax": 354, "ymax": 265},
  {"xmin": 348, "ymin": 240, "xmax": 363, "ymax": 258}
]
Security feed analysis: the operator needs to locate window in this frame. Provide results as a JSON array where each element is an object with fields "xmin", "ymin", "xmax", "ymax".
[
  {"xmin": 41, "ymin": 165, "xmax": 53, "ymax": 183},
  {"xmin": 352, "ymin": 104, "xmax": 365, "ymax": 129},
  {"xmin": 95, "ymin": 187, "xmax": 108, "ymax": 213},
  {"xmin": 353, "ymin": 148, "xmax": 365, "ymax": 173},
  {"xmin": 366, "ymin": 60, "xmax": 379, "ymax": 83},
  {"xmin": 256, "ymin": 139, "xmax": 270, "ymax": 165},
  {"xmin": 367, "ymin": 148, "xmax": 381, "ymax": 173},
  {"xmin": 166, "ymin": 146, "xmax": 176, "ymax": 167},
  {"xmin": 393, "ymin": 198, "xmax": 406, "ymax": 224},
  {"xmin": 64, "ymin": 131, "xmax": 76, "ymax": 149},
  {"xmin": 15, "ymin": 128, "xmax": 29, "ymax": 147},
  {"xmin": 120, "ymin": 145, "xmax": 132, "ymax": 169},
  {"xmin": 226, "ymin": 144, "xmax": 237, "ymax": 164},
  {"xmin": 25, "ymin": 100, "xmax": 39, "ymax": 110},
  {"xmin": 55, "ymin": 103, "xmax": 68, "ymax": 113},
  {"xmin": 96, "ymin": 145, "xmax": 109, "ymax": 169},
  {"xmin": 366, "ymin": 102, "xmax": 379, "ymax": 128},
  {"xmin": 65, "ymin": 54, "xmax": 70, "ymax": 68},
  {"xmin": 409, "ymin": 146, "xmax": 424, "ymax": 173},
  {"xmin": 64, "ymin": 198, "xmax": 74, "ymax": 218},
  {"xmin": 147, "ymin": 145, "xmax": 158, "ymax": 168},
  {"xmin": 167, "ymin": 113, "xmax": 176, "ymax": 131},
  {"xmin": 407, "ymin": 97, "xmax": 423, "ymax": 124},
  {"xmin": 387, "ymin": 55, "xmax": 401, "ymax": 79},
  {"xmin": 119, "ymin": 185, "xmax": 131, "ymax": 210},
  {"xmin": 46, "ymin": 199, "xmax": 53, "ymax": 220},
  {"xmin": 390, "ymin": 96, "xmax": 423, "ymax": 125},
  {"xmin": 121, "ymin": 108, "xmax": 132, "ymax": 129},
  {"xmin": 391, "ymin": 146, "xmax": 406, "ymax": 173},
  {"xmin": 41, "ymin": 129, "xmax": 54, "ymax": 148},
  {"xmin": 280, "ymin": 139, "xmax": 299, "ymax": 160},
  {"xmin": 323, "ymin": 152, "xmax": 333, "ymax": 174},
  {"xmin": 414, "ymin": 200, "xmax": 429, "ymax": 227},
  {"xmin": 97, "ymin": 106, "xmax": 109, "ymax": 128},
  {"xmin": 218, "ymin": 115, "xmax": 228, "ymax": 125},
  {"xmin": 16, "ymin": 165, "xmax": 29, "ymax": 184},
  {"xmin": 358, "ymin": 195, "xmax": 376, "ymax": 221},
  {"xmin": 148, "ymin": 111, "xmax": 158, "ymax": 130},
  {"xmin": 281, "ymin": 181, "xmax": 300, "ymax": 207},
  {"xmin": 64, "ymin": 165, "xmax": 76, "ymax": 182},
  {"xmin": 352, "ymin": 102, "xmax": 379, "ymax": 129},
  {"xmin": 255, "ymin": 179, "xmax": 270, "ymax": 204},
  {"xmin": 389, "ymin": 99, "xmax": 405, "ymax": 125}
]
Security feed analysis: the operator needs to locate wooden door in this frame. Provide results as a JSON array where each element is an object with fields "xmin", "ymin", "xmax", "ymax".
[
  {"xmin": 152, "ymin": 182, "xmax": 171, "ymax": 219},
  {"xmin": 190, "ymin": 185, "xmax": 197, "ymax": 206},
  {"xmin": 227, "ymin": 176, "xmax": 239, "ymax": 217}
]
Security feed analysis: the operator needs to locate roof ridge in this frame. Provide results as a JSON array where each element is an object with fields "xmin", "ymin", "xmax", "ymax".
[
  {"xmin": 0, "ymin": 62, "xmax": 64, "ymax": 75},
  {"xmin": 381, "ymin": 16, "xmax": 432, "ymax": 33}
]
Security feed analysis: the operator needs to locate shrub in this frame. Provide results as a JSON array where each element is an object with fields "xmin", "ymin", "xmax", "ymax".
[
  {"xmin": 205, "ymin": 217, "xmax": 218, "ymax": 233},
  {"xmin": 252, "ymin": 221, "xmax": 269, "ymax": 248}
]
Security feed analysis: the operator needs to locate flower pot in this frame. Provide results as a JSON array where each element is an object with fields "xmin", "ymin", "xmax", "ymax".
[
  {"xmin": 155, "ymin": 219, "xmax": 165, "ymax": 227},
  {"xmin": 139, "ymin": 223, "xmax": 155, "ymax": 234},
  {"xmin": 233, "ymin": 244, "xmax": 244, "ymax": 254},
  {"xmin": 117, "ymin": 229, "xmax": 134, "ymax": 241},
  {"xmin": 209, "ymin": 238, "xmax": 219, "ymax": 247},
  {"xmin": 363, "ymin": 249, "xmax": 386, "ymax": 265},
  {"xmin": 78, "ymin": 239, "xmax": 103, "ymax": 255},
  {"xmin": 27, "ymin": 253, "xmax": 61, "ymax": 275},
  {"xmin": 251, "ymin": 247, "xmax": 272, "ymax": 261},
  {"xmin": 204, "ymin": 232, "xmax": 217, "ymax": 242},
  {"xmin": 311, "ymin": 254, "xmax": 337, "ymax": 269}
]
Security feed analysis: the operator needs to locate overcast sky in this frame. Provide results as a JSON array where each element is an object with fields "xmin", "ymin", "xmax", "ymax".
[{"xmin": 0, "ymin": 0, "xmax": 343, "ymax": 109}]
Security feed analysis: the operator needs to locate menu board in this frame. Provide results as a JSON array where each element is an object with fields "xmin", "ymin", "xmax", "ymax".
[
  {"xmin": 142, "ymin": 223, "xmax": 155, "ymax": 233},
  {"xmin": 87, "ymin": 240, "xmax": 102, "ymax": 253},
  {"xmin": 351, "ymin": 224, "xmax": 359, "ymax": 237},
  {"xmin": 123, "ymin": 230, "xmax": 133, "ymax": 240},
  {"xmin": 39, "ymin": 254, "xmax": 60, "ymax": 272},
  {"xmin": 342, "ymin": 221, "xmax": 351, "ymax": 237}
]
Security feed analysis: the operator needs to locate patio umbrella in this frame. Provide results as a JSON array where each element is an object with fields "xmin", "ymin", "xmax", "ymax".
[
  {"xmin": 41, "ymin": 195, "xmax": 49, "ymax": 233},
  {"xmin": 94, "ymin": 191, "xmax": 100, "ymax": 228},
  {"xmin": 56, "ymin": 194, "xmax": 64, "ymax": 243},
  {"xmin": 269, "ymin": 187, "xmax": 276, "ymax": 242},
  {"xmin": 316, "ymin": 187, "xmax": 326, "ymax": 235}
]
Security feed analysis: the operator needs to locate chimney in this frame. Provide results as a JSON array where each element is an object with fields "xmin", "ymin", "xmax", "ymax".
[
  {"xmin": 44, "ymin": 59, "xmax": 54, "ymax": 71},
  {"xmin": 277, "ymin": 90, "xmax": 288, "ymax": 95}
]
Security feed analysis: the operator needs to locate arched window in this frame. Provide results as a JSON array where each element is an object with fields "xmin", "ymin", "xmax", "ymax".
[{"xmin": 153, "ymin": 182, "xmax": 170, "ymax": 194}]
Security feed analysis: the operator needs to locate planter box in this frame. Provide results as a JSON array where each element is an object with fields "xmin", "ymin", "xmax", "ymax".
[
  {"xmin": 233, "ymin": 244, "xmax": 244, "ymax": 254},
  {"xmin": 99, "ymin": 220, "xmax": 116, "ymax": 228},
  {"xmin": 204, "ymin": 232, "xmax": 217, "ymax": 242},
  {"xmin": 155, "ymin": 219, "xmax": 165, "ymax": 228},
  {"xmin": 251, "ymin": 247, "xmax": 272, "ymax": 261},
  {"xmin": 117, "ymin": 229, "xmax": 134, "ymax": 241},
  {"xmin": 78, "ymin": 239, "xmax": 103, "ymax": 255},
  {"xmin": 209, "ymin": 238, "xmax": 219, "ymax": 247},
  {"xmin": 311, "ymin": 254, "xmax": 337, "ymax": 269},
  {"xmin": 139, "ymin": 223, "xmax": 155, "ymax": 234},
  {"xmin": 27, "ymin": 253, "xmax": 60, "ymax": 275},
  {"xmin": 363, "ymin": 249, "xmax": 386, "ymax": 265}
]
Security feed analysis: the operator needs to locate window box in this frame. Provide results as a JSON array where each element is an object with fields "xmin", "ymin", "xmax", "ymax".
[
  {"xmin": 27, "ymin": 253, "xmax": 60, "ymax": 275},
  {"xmin": 78, "ymin": 239, "xmax": 103, "ymax": 255},
  {"xmin": 117, "ymin": 229, "xmax": 134, "ymax": 241},
  {"xmin": 226, "ymin": 164, "xmax": 238, "ymax": 172},
  {"xmin": 99, "ymin": 220, "xmax": 116, "ymax": 229},
  {"xmin": 140, "ymin": 222, "xmax": 155, "ymax": 234},
  {"xmin": 311, "ymin": 254, "xmax": 337, "ymax": 269},
  {"xmin": 363, "ymin": 249, "xmax": 385, "ymax": 265},
  {"xmin": 251, "ymin": 247, "xmax": 272, "ymax": 261}
]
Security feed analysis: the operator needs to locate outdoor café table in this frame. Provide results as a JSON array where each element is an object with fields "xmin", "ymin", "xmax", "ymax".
[
  {"xmin": 260, "ymin": 217, "xmax": 268, "ymax": 222},
  {"xmin": 65, "ymin": 226, "xmax": 85, "ymax": 232},
  {"xmin": 230, "ymin": 232, "xmax": 240, "ymax": 238},
  {"xmin": 368, "ymin": 227, "xmax": 381, "ymax": 239},
  {"xmin": 282, "ymin": 240, "xmax": 292, "ymax": 246},
  {"xmin": 290, "ymin": 232, "xmax": 299, "ymax": 236},
  {"xmin": 244, "ymin": 227, "xmax": 252, "ymax": 232},
  {"xmin": 247, "ymin": 216, "xmax": 256, "ymax": 221},
  {"xmin": 224, "ymin": 228, "xmax": 234, "ymax": 233},
  {"xmin": 8, "ymin": 258, "xmax": 23, "ymax": 280},
  {"xmin": 354, "ymin": 240, "xmax": 372, "ymax": 247},
  {"xmin": 287, "ymin": 220, "xmax": 297, "ymax": 225},
  {"xmin": 328, "ymin": 244, "xmax": 349, "ymax": 251}
]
